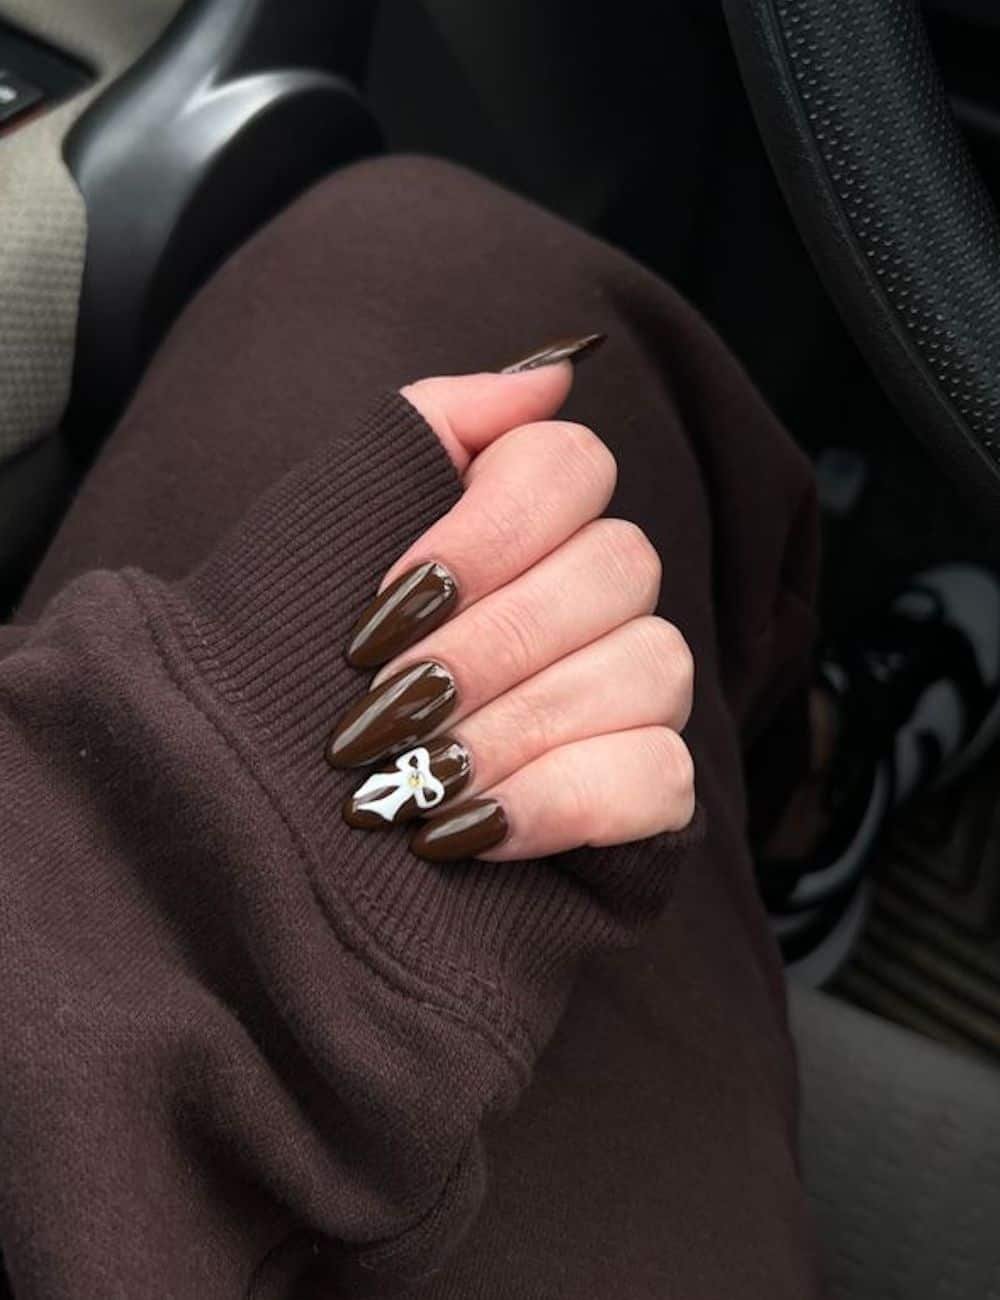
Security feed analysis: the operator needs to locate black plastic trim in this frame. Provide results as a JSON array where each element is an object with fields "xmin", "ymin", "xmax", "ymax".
[
  {"xmin": 0, "ymin": 18, "xmax": 93, "ymax": 104},
  {"xmin": 0, "ymin": 435, "xmax": 73, "ymax": 613},
  {"xmin": 65, "ymin": 0, "xmax": 380, "ymax": 451}
]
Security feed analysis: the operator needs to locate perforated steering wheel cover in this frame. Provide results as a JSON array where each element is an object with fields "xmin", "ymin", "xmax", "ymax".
[{"xmin": 723, "ymin": 0, "xmax": 1000, "ymax": 507}]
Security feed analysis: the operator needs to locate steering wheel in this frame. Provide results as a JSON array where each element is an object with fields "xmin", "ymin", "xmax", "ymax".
[{"xmin": 722, "ymin": 0, "xmax": 1000, "ymax": 512}]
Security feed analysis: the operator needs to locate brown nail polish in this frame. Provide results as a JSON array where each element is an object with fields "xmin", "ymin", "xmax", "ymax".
[
  {"xmin": 343, "ymin": 737, "xmax": 472, "ymax": 828},
  {"xmin": 408, "ymin": 798, "xmax": 508, "ymax": 863},
  {"xmin": 327, "ymin": 661, "xmax": 457, "ymax": 769},
  {"xmin": 501, "ymin": 333, "xmax": 607, "ymax": 374},
  {"xmin": 347, "ymin": 562, "xmax": 458, "ymax": 670}
]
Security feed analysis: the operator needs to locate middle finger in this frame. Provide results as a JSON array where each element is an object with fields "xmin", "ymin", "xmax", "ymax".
[{"xmin": 327, "ymin": 517, "xmax": 662, "ymax": 769}]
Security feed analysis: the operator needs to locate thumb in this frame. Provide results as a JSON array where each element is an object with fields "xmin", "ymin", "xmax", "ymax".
[
  {"xmin": 402, "ymin": 369, "xmax": 572, "ymax": 472},
  {"xmin": 401, "ymin": 335, "xmax": 605, "ymax": 472}
]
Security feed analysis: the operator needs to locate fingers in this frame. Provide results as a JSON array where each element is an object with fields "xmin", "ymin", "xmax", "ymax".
[
  {"xmin": 329, "ymin": 518, "xmax": 662, "ymax": 768},
  {"xmin": 408, "ymin": 727, "xmax": 697, "ymax": 863},
  {"xmin": 342, "ymin": 617, "xmax": 694, "ymax": 827},
  {"xmin": 334, "ymin": 359, "xmax": 699, "ymax": 866},
  {"xmin": 346, "ymin": 420, "xmax": 617, "ymax": 668}
]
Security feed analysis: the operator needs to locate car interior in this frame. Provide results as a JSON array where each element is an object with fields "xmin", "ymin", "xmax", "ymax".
[{"xmin": 2, "ymin": 1, "xmax": 999, "ymax": 1294}]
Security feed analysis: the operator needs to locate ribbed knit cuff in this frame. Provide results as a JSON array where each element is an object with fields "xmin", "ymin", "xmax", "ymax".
[{"xmin": 145, "ymin": 392, "xmax": 702, "ymax": 1064}]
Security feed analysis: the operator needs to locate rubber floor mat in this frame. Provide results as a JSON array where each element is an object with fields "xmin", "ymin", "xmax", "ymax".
[{"xmin": 836, "ymin": 749, "xmax": 1000, "ymax": 1064}]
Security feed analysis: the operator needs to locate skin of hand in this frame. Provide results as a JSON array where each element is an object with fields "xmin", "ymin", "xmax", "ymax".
[{"xmin": 332, "ymin": 361, "xmax": 696, "ymax": 862}]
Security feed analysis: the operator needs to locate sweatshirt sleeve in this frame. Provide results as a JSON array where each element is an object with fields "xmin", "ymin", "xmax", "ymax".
[{"xmin": 0, "ymin": 392, "xmax": 701, "ymax": 1299}]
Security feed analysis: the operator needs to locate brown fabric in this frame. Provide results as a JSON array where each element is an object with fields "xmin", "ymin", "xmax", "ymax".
[{"xmin": 2, "ymin": 157, "xmax": 822, "ymax": 1297}]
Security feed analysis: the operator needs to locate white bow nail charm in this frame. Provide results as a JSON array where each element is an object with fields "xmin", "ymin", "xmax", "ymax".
[{"xmin": 351, "ymin": 747, "xmax": 447, "ymax": 824}]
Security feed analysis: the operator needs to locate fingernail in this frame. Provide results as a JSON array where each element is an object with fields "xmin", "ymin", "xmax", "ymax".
[
  {"xmin": 409, "ymin": 798, "xmax": 508, "ymax": 862},
  {"xmin": 501, "ymin": 333, "xmax": 607, "ymax": 374},
  {"xmin": 327, "ymin": 661, "xmax": 457, "ymax": 769},
  {"xmin": 343, "ymin": 737, "xmax": 472, "ymax": 828},
  {"xmin": 347, "ymin": 562, "xmax": 458, "ymax": 670}
]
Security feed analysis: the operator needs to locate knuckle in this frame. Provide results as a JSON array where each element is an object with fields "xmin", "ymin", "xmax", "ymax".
[
  {"xmin": 631, "ymin": 617, "xmax": 695, "ymax": 722},
  {"xmin": 496, "ymin": 683, "xmax": 554, "ymax": 762},
  {"xmin": 649, "ymin": 728, "xmax": 696, "ymax": 823},
  {"xmin": 548, "ymin": 421, "xmax": 618, "ymax": 499},
  {"xmin": 647, "ymin": 725, "xmax": 693, "ymax": 785},
  {"xmin": 561, "ymin": 759, "xmax": 602, "ymax": 839},
  {"xmin": 474, "ymin": 489, "xmax": 535, "ymax": 567},
  {"xmin": 473, "ymin": 596, "xmax": 544, "ymax": 686},
  {"xmin": 595, "ymin": 518, "xmax": 662, "ymax": 607}
]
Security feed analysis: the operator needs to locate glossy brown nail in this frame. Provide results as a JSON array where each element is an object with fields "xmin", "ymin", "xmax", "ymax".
[
  {"xmin": 408, "ymin": 798, "xmax": 509, "ymax": 863},
  {"xmin": 346, "ymin": 562, "xmax": 458, "ymax": 670},
  {"xmin": 501, "ymin": 333, "xmax": 607, "ymax": 374},
  {"xmin": 343, "ymin": 737, "xmax": 472, "ymax": 828},
  {"xmin": 327, "ymin": 661, "xmax": 457, "ymax": 769}
]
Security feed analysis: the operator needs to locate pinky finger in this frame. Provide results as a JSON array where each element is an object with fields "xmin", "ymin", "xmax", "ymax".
[{"xmin": 408, "ymin": 727, "xmax": 695, "ymax": 863}]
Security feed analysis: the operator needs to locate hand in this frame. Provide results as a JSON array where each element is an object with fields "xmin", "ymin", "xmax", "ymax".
[{"xmin": 328, "ymin": 354, "xmax": 696, "ymax": 862}]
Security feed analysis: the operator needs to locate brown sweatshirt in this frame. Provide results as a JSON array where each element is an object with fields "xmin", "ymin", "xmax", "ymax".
[{"xmin": 0, "ymin": 394, "xmax": 699, "ymax": 1298}]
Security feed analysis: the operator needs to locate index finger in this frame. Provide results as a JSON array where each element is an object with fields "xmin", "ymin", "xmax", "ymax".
[{"xmin": 345, "ymin": 418, "xmax": 617, "ymax": 669}]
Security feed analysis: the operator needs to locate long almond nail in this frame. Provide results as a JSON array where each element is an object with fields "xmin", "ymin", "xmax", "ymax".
[
  {"xmin": 347, "ymin": 562, "xmax": 458, "ymax": 670},
  {"xmin": 327, "ymin": 661, "xmax": 457, "ymax": 769},
  {"xmin": 501, "ymin": 333, "xmax": 607, "ymax": 374},
  {"xmin": 409, "ymin": 798, "xmax": 508, "ymax": 862},
  {"xmin": 343, "ymin": 737, "xmax": 472, "ymax": 828}
]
